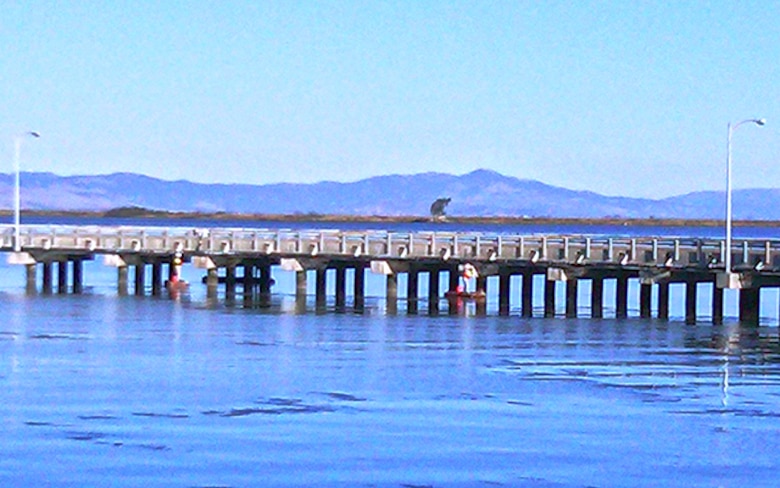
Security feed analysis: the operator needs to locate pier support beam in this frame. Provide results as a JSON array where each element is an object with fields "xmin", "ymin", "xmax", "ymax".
[
  {"xmin": 151, "ymin": 262, "xmax": 162, "ymax": 296},
  {"xmin": 544, "ymin": 279, "xmax": 556, "ymax": 317},
  {"xmin": 295, "ymin": 270, "xmax": 307, "ymax": 311},
  {"xmin": 25, "ymin": 264, "xmax": 36, "ymax": 294},
  {"xmin": 42, "ymin": 262, "xmax": 53, "ymax": 294},
  {"xmin": 739, "ymin": 288, "xmax": 760, "ymax": 324},
  {"xmin": 256, "ymin": 264, "xmax": 271, "ymax": 307},
  {"xmin": 449, "ymin": 266, "xmax": 460, "ymax": 293},
  {"xmin": 407, "ymin": 267, "xmax": 419, "ymax": 314},
  {"xmin": 428, "ymin": 269, "xmax": 440, "ymax": 314},
  {"xmin": 591, "ymin": 277, "xmax": 603, "ymax": 318},
  {"xmin": 499, "ymin": 271, "xmax": 511, "ymax": 316},
  {"xmin": 206, "ymin": 268, "xmax": 218, "ymax": 299},
  {"xmin": 117, "ymin": 266, "xmax": 129, "ymax": 296},
  {"xmin": 57, "ymin": 261, "xmax": 68, "ymax": 294},
  {"xmin": 316, "ymin": 268, "xmax": 327, "ymax": 308},
  {"xmin": 134, "ymin": 264, "xmax": 145, "ymax": 295},
  {"xmin": 258, "ymin": 264, "xmax": 272, "ymax": 294},
  {"xmin": 565, "ymin": 278, "xmax": 578, "ymax": 318},
  {"xmin": 72, "ymin": 259, "xmax": 83, "ymax": 294},
  {"xmin": 448, "ymin": 266, "xmax": 460, "ymax": 315},
  {"xmin": 386, "ymin": 273, "xmax": 398, "ymax": 314},
  {"xmin": 476, "ymin": 276, "xmax": 488, "ymax": 315},
  {"xmin": 657, "ymin": 282, "xmax": 669, "ymax": 320},
  {"xmin": 224, "ymin": 266, "xmax": 236, "ymax": 299},
  {"xmin": 712, "ymin": 283, "xmax": 723, "ymax": 324},
  {"xmin": 639, "ymin": 283, "xmax": 652, "ymax": 318},
  {"xmin": 522, "ymin": 271, "xmax": 534, "ymax": 318},
  {"xmin": 615, "ymin": 276, "xmax": 628, "ymax": 318},
  {"xmin": 685, "ymin": 281, "xmax": 698, "ymax": 324},
  {"xmin": 335, "ymin": 266, "xmax": 346, "ymax": 310},
  {"xmin": 354, "ymin": 264, "xmax": 365, "ymax": 312},
  {"xmin": 295, "ymin": 270, "xmax": 307, "ymax": 298},
  {"xmin": 243, "ymin": 264, "xmax": 255, "ymax": 294}
]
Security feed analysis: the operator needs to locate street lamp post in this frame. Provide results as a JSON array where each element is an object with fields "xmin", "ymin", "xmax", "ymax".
[
  {"xmin": 13, "ymin": 131, "xmax": 40, "ymax": 252},
  {"xmin": 724, "ymin": 118, "xmax": 765, "ymax": 276}
]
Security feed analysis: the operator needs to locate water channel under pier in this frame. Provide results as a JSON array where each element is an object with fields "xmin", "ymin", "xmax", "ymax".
[{"xmin": 4, "ymin": 224, "xmax": 780, "ymax": 324}]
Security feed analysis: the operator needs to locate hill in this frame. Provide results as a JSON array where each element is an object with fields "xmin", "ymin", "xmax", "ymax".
[{"xmin": 0, "ymin": 169, "xmax": 773, "ymax": 219}]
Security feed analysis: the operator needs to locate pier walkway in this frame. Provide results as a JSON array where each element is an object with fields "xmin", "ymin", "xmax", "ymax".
[{"xmin": 4, "ymin": 224, "xmax": 780, "ymax": 323}]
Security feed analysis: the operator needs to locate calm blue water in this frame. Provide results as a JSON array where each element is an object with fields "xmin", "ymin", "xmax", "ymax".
[{"xmin": 2, "ymin": 221, "xmax": 780, "ymax": 487}]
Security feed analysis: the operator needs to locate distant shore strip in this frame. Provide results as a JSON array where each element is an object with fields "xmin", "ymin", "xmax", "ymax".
[{"xmin": 0, "ymin": 206, "xmax": 776, "ymax": 228}]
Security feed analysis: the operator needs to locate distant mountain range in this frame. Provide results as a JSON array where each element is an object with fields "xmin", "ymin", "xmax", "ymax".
[{"xmin": 0, "ymin": 169, "xmax": 777, "ymax": 219}]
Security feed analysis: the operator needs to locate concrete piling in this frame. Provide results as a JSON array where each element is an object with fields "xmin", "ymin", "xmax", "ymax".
[
  {"xmin": 591, "ymin": 277, "xmax": 603, "ymax": 318},
  {"xmin": 134, "ymin": 264, "xmax": 145, "ymax": 295},
  {"xmin": 407, "ymin": 267, "xmax": 419, "ymax": 314},
  {"xmin": 522, "ymin": 271, "xmax": 534, "ymax": 318}
]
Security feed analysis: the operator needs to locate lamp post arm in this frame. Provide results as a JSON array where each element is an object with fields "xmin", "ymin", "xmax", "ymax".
[{"xmin": 724, "ymin": 118, "xmax": 765, "ymax": 274}]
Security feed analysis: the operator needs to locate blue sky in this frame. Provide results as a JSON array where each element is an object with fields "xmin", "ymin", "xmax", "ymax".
[{"xmin": 2, "ymin": 1, "xmax": 778, "ymax": 198}]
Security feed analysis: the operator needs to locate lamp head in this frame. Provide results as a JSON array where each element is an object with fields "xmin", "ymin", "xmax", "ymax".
[
  {"xmin": 755, "ymin": 119, "xmax": 766, "ymax": 126},
  {"xmin": 29, "ymin": 131, "xmax": 40, "ymax": 138}
]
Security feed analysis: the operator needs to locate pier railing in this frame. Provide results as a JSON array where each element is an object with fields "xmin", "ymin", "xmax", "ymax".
[{"xmin": 1, "ymin": 224, "xmax": 779, "ymax": 269}]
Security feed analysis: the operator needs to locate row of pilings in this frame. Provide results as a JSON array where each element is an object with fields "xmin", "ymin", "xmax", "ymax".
[{"xmin": 16, "ymin": 255, "xmax": 770, "ymax": 324}]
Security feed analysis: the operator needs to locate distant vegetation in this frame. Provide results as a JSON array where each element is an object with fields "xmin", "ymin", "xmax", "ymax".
[
  {"xmin": 103, "ymin": 206, "xmax": 167, "ymax": 218},
  {"xmin": 3, "ymin": 207, "xmax": 778, "ymax": 227}
]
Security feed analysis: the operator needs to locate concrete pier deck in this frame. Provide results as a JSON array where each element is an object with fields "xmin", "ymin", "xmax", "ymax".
[{"xmin": 3, "ymin": 224, "xmax": 780, "ymax": 323}]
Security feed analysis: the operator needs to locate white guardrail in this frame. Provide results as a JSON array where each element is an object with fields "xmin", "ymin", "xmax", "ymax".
[{"xmin": 1, "ymin": 224, "xmax": 779, "ymax": 268}]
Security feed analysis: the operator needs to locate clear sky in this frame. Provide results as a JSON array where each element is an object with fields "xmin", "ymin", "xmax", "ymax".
[{"xmin": 2, "ymin": 1, "xmax": 778, "ymax": 198}]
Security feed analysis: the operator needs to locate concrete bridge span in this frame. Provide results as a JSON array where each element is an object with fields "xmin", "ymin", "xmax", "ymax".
[{"xmin": 3, "ymin": 224, "xmax": 780, "ymax": 323}]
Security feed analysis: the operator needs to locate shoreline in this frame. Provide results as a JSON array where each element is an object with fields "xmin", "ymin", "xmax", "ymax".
[{"xmin": 1, "ymin": 208, "xmax": 778, "ymax": 227}]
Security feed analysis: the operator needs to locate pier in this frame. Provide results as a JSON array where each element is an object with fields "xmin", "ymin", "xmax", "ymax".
[{"xmin": 4, "ymin": 224, "xmax": 780, "ymax": 324}]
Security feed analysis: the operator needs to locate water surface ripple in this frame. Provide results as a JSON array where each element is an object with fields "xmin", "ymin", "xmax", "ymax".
[{"xmin": 1, "ymin": 293, "xmax": 780, "ymax": 487}]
